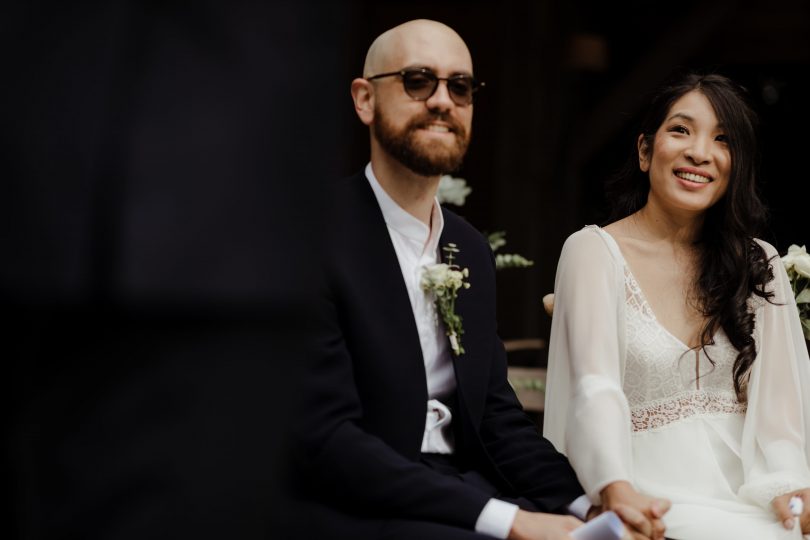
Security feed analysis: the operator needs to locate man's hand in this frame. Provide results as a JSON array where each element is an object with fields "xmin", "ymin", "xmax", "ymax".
[
  {"xmin": 600, "ymin": 481, "xmax": 670, "ymax": 540},
  {"xmin": 508, "ymin": 509, "xmax": 582, "ymax": 540},
  {"xmin": 772, "ymin": 489, "xmax": 810, "ymax": 533}
]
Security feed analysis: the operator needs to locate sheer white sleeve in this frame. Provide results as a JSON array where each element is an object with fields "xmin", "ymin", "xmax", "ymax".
[
  {"xmin": 738, "ymin": 240, "xmax": 810, "ymax": 509},
  {"xmin": 544, "ymin": 226, "xmax": 633, "ymax": 503}
]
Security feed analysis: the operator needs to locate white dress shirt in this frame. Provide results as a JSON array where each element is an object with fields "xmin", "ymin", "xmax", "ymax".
[{"xmin": 365, "ymin": 164, "xmax": 519, "ymax": 537}]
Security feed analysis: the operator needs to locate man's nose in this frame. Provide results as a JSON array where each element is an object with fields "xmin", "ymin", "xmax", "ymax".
[{"xmin": 424, "ymin": 80, "xmax": 454, "ymax": 112}]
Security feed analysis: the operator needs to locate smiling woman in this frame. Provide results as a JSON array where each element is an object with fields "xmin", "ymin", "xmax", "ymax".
[
  {"xmin": 641, "ymin": 90, "xmax": 731, "ymax": 215},
  {"xmin": 544, "ymin": 72, "xmax": 810, "ymax": 540}
]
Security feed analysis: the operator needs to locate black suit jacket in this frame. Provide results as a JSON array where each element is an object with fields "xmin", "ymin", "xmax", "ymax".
[{"xmin": 301, "ymin": 171, "xmax": 583, "ymax": 530}]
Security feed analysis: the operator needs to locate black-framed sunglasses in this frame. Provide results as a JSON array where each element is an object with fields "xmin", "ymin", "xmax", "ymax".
[{"xmin": 366, "ymin": 67, "xmax": 484, "ymax": 106}]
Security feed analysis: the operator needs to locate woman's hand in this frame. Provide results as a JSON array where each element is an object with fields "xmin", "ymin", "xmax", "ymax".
[
  {"xmin": 507, "ymin": 509, "xmax": 582, "ymax": 540},
  {"xmin": 772, "ymin": 489, "xmax": 810, "ymax": 533},
  {"xmin": 600, "ymin": 481, "xmax": 670, "ymax": 540}
]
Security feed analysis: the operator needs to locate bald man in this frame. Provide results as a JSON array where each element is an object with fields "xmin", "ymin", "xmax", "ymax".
[{"xmin": 298, "ymin": 20, "xmax": 653, "ymax": 540}]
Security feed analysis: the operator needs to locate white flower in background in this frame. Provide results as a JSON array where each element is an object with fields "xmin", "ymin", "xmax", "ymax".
[
  {"xmin": 782, "ymin": 244, "xmax": 810, "ymax": 340},
  {"xmin": 437, "ymin": 178, "xmax": 534, "ymax": 270},
  {"xmin": 495, "ymin": 253, "xmax": 534, "ymax": 269},
  {"xmin": 797, "ymin": 259, "xmax": 810, "ymax": 280},
  {"xmin": 436, "ymin": 175, "xmax": 472, "ymax": 206},
  {"xmin": 487, "ymin": 230, "xmax": 507, "ymax": 251},
  {"xmin": 489, "ymin": 232, "xmax": 534, "ymax": 269},
  {"xmin": 783, "ymin": 245, "xmax": 810, "ymax": 278},
  {"xmin": 794, "ymin": 249, "xmax": 810, "ymax": 280}
]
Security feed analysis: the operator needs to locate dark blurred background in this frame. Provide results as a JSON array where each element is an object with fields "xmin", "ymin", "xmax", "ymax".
[
  {"xmin": 4, "ymin": 1, "xmax": 808, "ymax": 538},
  {"xmin": 3, "ymin": 2, "xmax": 349, "ymax": 538},
  {"xmin": 339, "ymin": 0, "xmax": 810, "ymax": 345}
]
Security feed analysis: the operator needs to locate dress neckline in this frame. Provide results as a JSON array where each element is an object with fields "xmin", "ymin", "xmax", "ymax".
[{"xmin": 586, "ymin": 225, "xmax": 709, "ymax": 351}]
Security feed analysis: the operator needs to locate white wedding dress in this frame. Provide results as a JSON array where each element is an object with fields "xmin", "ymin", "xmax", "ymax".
[{"xmin": 544, "ymin": 226, "xmax": 810, "ymax": 540}]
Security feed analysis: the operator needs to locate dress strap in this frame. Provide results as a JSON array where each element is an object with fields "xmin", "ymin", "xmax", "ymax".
[{"xmin": 582, "ymin": 225, "xmax": 627, "ymax": 267}]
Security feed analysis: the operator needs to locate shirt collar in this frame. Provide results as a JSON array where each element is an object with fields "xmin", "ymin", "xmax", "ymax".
[{"xmin": 365, "ymin": 162, "xmax": 444, "ymax": 255}]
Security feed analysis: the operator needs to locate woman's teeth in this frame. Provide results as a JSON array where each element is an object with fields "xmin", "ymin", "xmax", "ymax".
[{"xmin": 675, "ymin": 171, "xmax": 711, "ymax": 184}]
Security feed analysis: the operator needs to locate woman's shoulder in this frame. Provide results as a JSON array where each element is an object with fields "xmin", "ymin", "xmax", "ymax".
[
  {"xmin": 752, "ymin": 237, "xmax": 779, "ymax": 259},
  {"xmin": 559, "ymin": 225, "xmax": 624, "ymax": 273},
  {"xmin": 560, "ymin": 225, "xmax": 625, "ymax": 267}
]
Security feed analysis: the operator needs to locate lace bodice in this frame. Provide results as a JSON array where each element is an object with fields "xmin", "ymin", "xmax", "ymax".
[{"xmin": 623, "ymin": 267, "xmax": 747, "ymax": 431}]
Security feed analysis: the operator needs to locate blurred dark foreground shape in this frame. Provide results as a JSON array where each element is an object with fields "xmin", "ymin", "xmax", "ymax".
[{"xmin": 1, "ymin": 2, "xmax": 349, "ymax": 538}]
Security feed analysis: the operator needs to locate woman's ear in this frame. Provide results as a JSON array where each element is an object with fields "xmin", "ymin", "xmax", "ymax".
[
  {"xmin": 351, "ymin": 78, "xmax": 375, "ymax": 126},
  {"xmin": 637, "ymin": 134, "xmax": 650, "ymax": 172}
]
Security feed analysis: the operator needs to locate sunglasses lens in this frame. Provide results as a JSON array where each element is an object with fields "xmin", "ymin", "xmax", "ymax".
[
  {"xmin": 447, "ymin": 77, "xmax": 475, "ymax": 105},
  {"xmin": 396, "ymin": 70, "xmax": 480, "ymax": 105},
  {"xmin": 402, "ymin": 71, "xmax": 437, "ymax": 100}
]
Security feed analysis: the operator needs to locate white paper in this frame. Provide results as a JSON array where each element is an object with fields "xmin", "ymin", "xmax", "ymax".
[{"xmin": 570, "ymin": 511, "xmax": 624, "ymax": 540}]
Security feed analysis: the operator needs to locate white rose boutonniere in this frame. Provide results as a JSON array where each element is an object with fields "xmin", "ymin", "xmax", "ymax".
[
  {"xmin": 782, "ymin": 244, "xmax": 810, "ymax": 340},
  {"xmin": 421, "ymin": 243, "xmax": 471, "ymax": 356}
]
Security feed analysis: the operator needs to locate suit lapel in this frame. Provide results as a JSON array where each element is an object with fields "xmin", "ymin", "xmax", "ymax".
[
  {"xmin": 439, "ymin": 210, "xmax": 491, "ymax": 423},
  {"xmin": 343, "ymin": 173, "xmax": 428, "ymax": 400}
]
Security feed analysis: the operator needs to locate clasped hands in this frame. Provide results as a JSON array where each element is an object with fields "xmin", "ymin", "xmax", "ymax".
[
  {"xmin": 601, "ymin": 483, "xmax": 810, "ymax": 538},
  {"xmin": 599, "ymin": 481, "xmax": 670, "ymax": 540},
  {"xmin": 506, "ymin": 480, "xmax": 670, "ymax": 540},
  {"xmin": 591, "ymin": 483, "xmax": 810, "ymax": 539}
]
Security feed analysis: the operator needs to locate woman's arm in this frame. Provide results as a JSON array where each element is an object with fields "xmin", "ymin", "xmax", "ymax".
[
  {"xmin": 545, "ymin": 228, "xmax": 633, "ymax": 500},
  {"xmin": 739, "ymin": 240, "xmax": 810, "ymax": 515},
  {"xmin": 544, "ymin": 227, "xmax": 669, "ymax": 540}
]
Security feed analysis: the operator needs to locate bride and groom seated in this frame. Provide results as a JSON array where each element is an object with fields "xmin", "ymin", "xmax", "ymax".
[{"xmin": 298, "ymin": 18, "xmax": 810, "ymax": 540}]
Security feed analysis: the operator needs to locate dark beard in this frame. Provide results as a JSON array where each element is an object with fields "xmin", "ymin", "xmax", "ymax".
[{"xmin": 373, "ymin": 109, "xmax": 469, "ymax": 176}]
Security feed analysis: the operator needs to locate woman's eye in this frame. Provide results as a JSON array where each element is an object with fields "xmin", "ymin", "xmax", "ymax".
[
  {"xmin": 715, "ymin": 134, "xmax": 728, "ymax": 143},
  {"xmin": 668, "ymin": 125, "xmax": 689, "ymax": 134}
]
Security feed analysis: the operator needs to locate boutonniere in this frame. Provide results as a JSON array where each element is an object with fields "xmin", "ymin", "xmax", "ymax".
[{"xmin": 420, "ymin": 243, "xmax": 471, "ymax": 356}]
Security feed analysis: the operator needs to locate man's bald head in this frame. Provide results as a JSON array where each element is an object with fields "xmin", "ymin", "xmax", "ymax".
[
  {"xmin": 351, "ymin": 19, "xmax": 476, "ymax": 178},
  {"xmin": 363, "ymin": 19, "xmax": 472, "ymax": 77}
]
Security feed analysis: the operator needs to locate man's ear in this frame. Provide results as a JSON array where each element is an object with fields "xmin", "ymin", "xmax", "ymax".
[
  {"xmin": 351, "ymin": 78, "xmax": 375, "ymax": 126},
  {"xmin": 637, "ymin": 134, "xmax": 650, "ymax": 172}
]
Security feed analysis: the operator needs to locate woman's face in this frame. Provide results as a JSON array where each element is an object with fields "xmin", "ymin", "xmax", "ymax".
[{"xmin": 640, "ymin": 89, "xmax": 731, "ymax": 215}]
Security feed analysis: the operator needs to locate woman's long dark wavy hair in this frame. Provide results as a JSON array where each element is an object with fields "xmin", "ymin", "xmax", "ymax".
[{"xmin": 605, "ymin": 71, "xmax": 774, "ymax": 401}]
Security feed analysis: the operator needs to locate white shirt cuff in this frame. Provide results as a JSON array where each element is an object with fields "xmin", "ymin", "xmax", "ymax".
[
  {"xmin": 475, "ymin": 498, "xmax": 519, "ymax": 539},
  {"xmin": 567, "ymin": 494, "xmax": 591, "ymax": 520}
]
